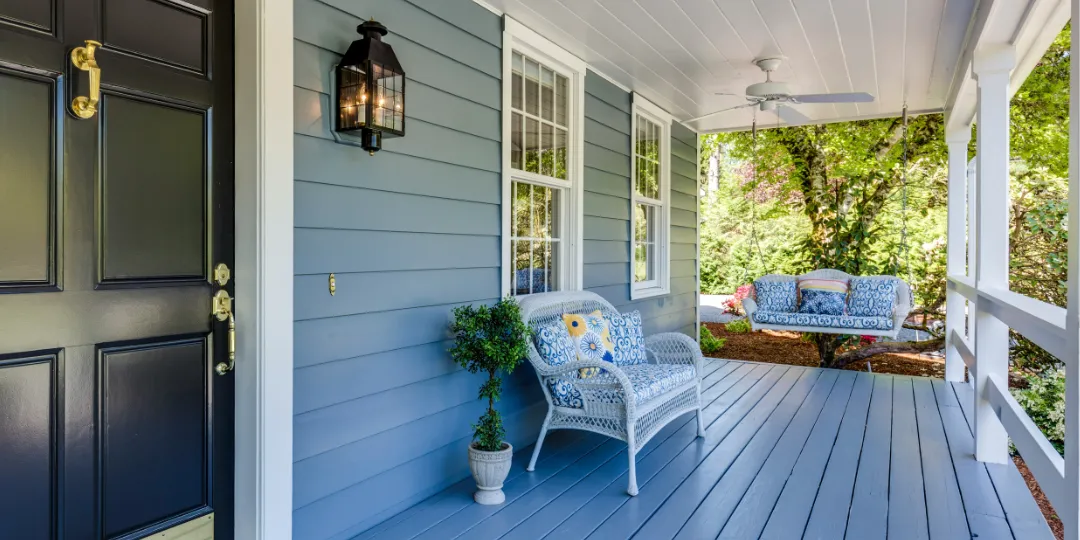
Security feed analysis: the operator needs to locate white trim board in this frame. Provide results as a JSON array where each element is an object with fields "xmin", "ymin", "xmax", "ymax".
[
  {"xmin": 234, "ymin": 0, "xmax": 294, "ymax": 537},
  {"xmin": 629, "ymin": 92, "xmax": 673, "ymax": 300}
]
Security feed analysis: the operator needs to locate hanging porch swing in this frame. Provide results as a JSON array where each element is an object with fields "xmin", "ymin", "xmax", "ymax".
[{"xmin": 740, "ymin": 107, "xmax": 915, "ymax": 339}]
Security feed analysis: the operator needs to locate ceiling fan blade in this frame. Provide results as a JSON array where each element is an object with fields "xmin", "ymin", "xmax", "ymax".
[
  {"xmin": 792, "ymin": 92, "xmax": 875, "ymax": 103},
  {"xmin": 685, "ymin": 102, "xmax": 759, "ymax": 124},
  {"xmin": 775, "ymin": 105, "xmax": 811, "ymax": 126}
]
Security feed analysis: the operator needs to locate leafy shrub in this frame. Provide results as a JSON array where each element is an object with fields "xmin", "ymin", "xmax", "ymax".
[
  {"xmin": 725, "ymin": 318, "xmax": 751, "ymax": 334},
  {"xmin": 700, "ymin": 325, "xmax": 726, "ymax": 355},
  {"xmin": 1011, "ymin": 369, "xmax": 1066, "ymax": 455},
  {"xmin": 449, "ymin": 297, "xmax": 530, "ymax": 451}
]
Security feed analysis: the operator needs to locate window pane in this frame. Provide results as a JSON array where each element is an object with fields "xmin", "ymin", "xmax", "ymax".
[
  {"xmin": 636, "ymin": 116, "xmax": 646, "ymax": 156},
  {"xmin": 510, "ymin": 182, "xmax": 561, "ymax": 295},
  {"xmin": 512, "ymin": 53, "xmax": 523, "ymax": 110},
  {"xmin": 514, "ymin": 239, "xmax": 531, "ymax": 295},
  {"xmin": 634, "ymin": 204, "xmax": 657, "ymax": 283},
  {"xmin": 555, "ymin": 128, "xmax": 568, "ymax": 180},
  {"xmin": 555, "ymin": 74, "xmax": 568, "ymax": 127},
  {"xmin": 511, "ymin": 112, "xmax": 523, "ymax": 170},
  {"xmin": 635, "ymin": 203, "xmax": 648, "ymax": 243},
  {"xmin": 525, "ymin": 117, "xmax": 539, "ymax": 173},
  {"xmin": 541, "ymin": 123, "xmax": 554, "ymax": 177},
  {"xmin": 635, "ymin": 243, "xmax": 647, "ymax": 282},
  {"xmin": 649, "ymin": 160, "xmax": 660, "ymax": 199},
  {"xmin": 513, "ymin": 181, "xmax": 531, "ymax": 238},
  {"xmin": 525, "ymin": 57, "xmax": 539, "ymax": 116},
  {"xmin": 541, "ymin": 67, "xmax": 554, "ymax": 121},
  {"xmin": 635, "ymin": 156, "xmax": 646, "ymax": 197}
]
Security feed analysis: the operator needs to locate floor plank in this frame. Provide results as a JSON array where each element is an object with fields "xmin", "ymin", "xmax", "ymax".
[
  {"xmin": 683, "ymin": 369, "xmax": 840, "ymax": 539},
  {"xmin": 797, "ymin": 371, "xmax": 875, "ymax": 540},
  {"xmin": 845, "ymin": 373, "xmax": 894, "ymax": 539},
  {"xmin": 546, "ymin": 363, "xmax": 786, "ymax": 540},
  {"xmin": 888, "ymin": 377, "xmax": 930, "ymax": 539},
  {"xmin": 726, "ymin": 370, "xmax": 858, "ymax": 539},
  {"xmin": 912, "ymin": 378, "xmax": 970, "ymax": 540},
  {"xmin": 628, "ymin": 367, "xmax": 820, "ymax": 539}
]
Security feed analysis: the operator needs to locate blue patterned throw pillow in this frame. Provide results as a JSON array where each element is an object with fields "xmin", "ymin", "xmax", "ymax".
[
  {"xmin": 534, "ymin": 323, "xmax": 583, "ymax": 408},
  {"xmin": 798, "ymin": 289, "xmax": 847, "ymax": 315},
  {"xmin": 848, "ymin": 278, "xmax": 897, "ymax": 318},
  {"xmin": 608, "ymin": 311, "xmax": 647, "ymax": 366},
  {"xmin": 754, "ymin": 280, "xmax": 798, "ymax": 313}
]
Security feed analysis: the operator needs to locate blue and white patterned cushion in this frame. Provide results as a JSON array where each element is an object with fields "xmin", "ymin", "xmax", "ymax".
[
  {"xmin": 798, "ymin": 289, "xmax": 847, "ymax": 315},
  {"xmin": 752, "ymin": 310, "xmax": 893, "ymax": 330},
  {"xmin": 607, "ymin": 310, "xmax": 648, "ymax": 366},
  {"xmin": 588, "ymin": 364, "xmax": 697, "ymax": 405},
  {"xmin": 534, "ymin": 323, "xmax": 583, "ymax": 408},
  {"xmin": 754, "ymin": 280, "xmax": 798, "ymax": 313},
  {"xmin": 848, "ymin": 278, "xmax": 897, "ymax": 318}
]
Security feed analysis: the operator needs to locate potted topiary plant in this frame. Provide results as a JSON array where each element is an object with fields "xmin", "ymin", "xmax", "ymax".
[{"xmin": 449, "ymin": 296, "xmax": 530, "ymax": 505}]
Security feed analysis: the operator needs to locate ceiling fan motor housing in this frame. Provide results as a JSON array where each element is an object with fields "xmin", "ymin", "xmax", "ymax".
[{"xmin": 745, "ymin": 80, "xmax": 790, "ymax": 99}]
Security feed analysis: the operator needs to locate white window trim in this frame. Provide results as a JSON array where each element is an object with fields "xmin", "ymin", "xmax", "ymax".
[
  {"xmin": 630, "ymin": 93, "xmax": 673, "ymax": 300},
  {"xmin": 501, "ymin": 17, "xmax": 586, "ymax": 297}
]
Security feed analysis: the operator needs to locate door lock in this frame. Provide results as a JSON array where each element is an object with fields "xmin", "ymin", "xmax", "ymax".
[{"xmin": 212, "ymin": 290, "xmax": 235, "ymax": 375}]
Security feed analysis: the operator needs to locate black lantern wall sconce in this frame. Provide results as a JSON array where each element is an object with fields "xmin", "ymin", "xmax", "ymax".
[{"xmin": 335, "ymin": 20, "xmax": 405, "ymax": 154}]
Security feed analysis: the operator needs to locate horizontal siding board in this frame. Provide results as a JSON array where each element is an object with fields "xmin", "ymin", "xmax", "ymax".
[
  {"xmin": 671, "ymin": 134, "xmax": 696, "ymax": 163},
  {"xmin": 300, "ymin": 0, "xmax": 500, "ymax": 79},
  {"xmin": 293, "ymin": 42, "xmax": 499, "ymax": 141},
  {"xmin": 585, "ymin": 70, "xmax": 631, "ymax": 112},
  {"xmin": 672, "ymin": 121, "xmax": 697, "ymax": 147},
  {"xmin": 295, "ymin": 181, "xmax": 499, "ymax": 235},
  {"xmin": 294, "ymin": 340, "xmax": 459, "ymax": 414},
  {"xmin": 295, "ymin": 267, "xmax": 500, "ymax": 320},
  {"xmin": 672, "ymin": 242, "xmax": 696, "ymax": 261},
  {"xmin": 294, "ymin": 229, "xmax": 499, "ymax": 275},
  {"xmin": 672, "ymin": 260, "xmax": 697, "ymax": 279},
  {"xmin": 584, "ymin": 94, "xmax": 631, "ymax": 134},
  {"xmin": 584, "ymin": 142, "xmax": 631, "ymax": 177},
  {"xmin": 294, "ymin": 135, "xmax": 500, "ymax": 204},
  {"xmin": 294, "ymin": 380, "xmax": 540, "ymax": 508},
  {"xmin": 584, "ymin": 216, "xmax": 629, "ymax": 241},
  {"xmin": 671, "ymin": 159, "xmax": 697, "ymax": 189},
  {"xmin": 671, "ymin": 275, "xmax": 698, "ymax": 295},
  {"xmin": 619, "ymin": 291, "xmax": 697, "ymax": 322},
  {"xmin": 585, "ymin": 167, "xmax": 631, "ymax": 199},
  {"xmin": 671, "ymin": 225, "xmax": 696, "ymax": 244},
  {"xmin": 295, "ymin": 89, "xmax": 500, "ymax": 171},
  {"xmin": 294, "ymin": 4, "xmax": 499, "ymax": 108},
  {"xmin": 587, "ymin": 283, "xmax": 631, "ymax": 307},
  {"xmin": 672, "ymin": 207, "xmax": 697, "ymax": 229},
  {"xmin": 584, "ymin": 262, "xmax": 629, "ymax": 289},
  {"xmin": 584, "ymin": 118, "xmax": 630, "ymax": 155},
  {"xmin": 643, "ymin": 308, "xmax": 697, "ymax": 336},
  {"xmin": 585, "ymin": 191, "xmax": 630, "ymax": 221},
  {"xmin": 294, "ymin": 300, "xmax": 494, "ymax": 367},
  {"xmin": 584, "ymin": 240, "xmax": 630, "ymax": 265},
  {"xmin": 672, "ymin": 190, "xmax": 696, "ymax": 212},
  {"xmin": 402, "ymin": 0, "xmax": 501, "ymax": 46},
  {"xmin": 294, "ymin": 403, "xmax": 547, "ymax": 540}
]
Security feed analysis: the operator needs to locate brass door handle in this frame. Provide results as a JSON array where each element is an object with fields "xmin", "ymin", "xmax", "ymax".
[
  {"xmin": 71, "ymin": 40, "xmax": 102, "ymax": 119},
  {"xmin": 212, "ymin": 290, "xmax": 236, "ymax": 375}
]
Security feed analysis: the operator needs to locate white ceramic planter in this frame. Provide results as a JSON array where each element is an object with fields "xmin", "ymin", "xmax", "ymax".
[{"xmin": 468, "ymin": 442, "xmax": 513, "ymax": 505}]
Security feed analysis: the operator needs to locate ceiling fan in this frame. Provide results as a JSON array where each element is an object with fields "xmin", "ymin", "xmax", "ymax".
[{"xmin": 688, "ymin": 57, "xmax": 875, "ymax": 126}]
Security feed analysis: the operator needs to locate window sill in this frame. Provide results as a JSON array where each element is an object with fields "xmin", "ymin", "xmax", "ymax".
[{"xmin": 631, "ymin": 286, "xmax": 670, "ymax": 300}]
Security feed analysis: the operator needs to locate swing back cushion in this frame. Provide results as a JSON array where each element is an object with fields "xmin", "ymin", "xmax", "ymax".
[
  {"xmin": 754, "ymin": 279, "xmax": 798, "ymax": 313},
  {"xmin": 797, "ymin": 278, "xmax": 848, "ymax": 316},
  {"xmin": 849, "ymin": 278, "xmax": 897, "ymax": 318}
]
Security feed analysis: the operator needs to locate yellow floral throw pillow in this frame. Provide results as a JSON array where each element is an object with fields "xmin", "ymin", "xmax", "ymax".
[{"xmin": 562, "ymin": 310, "xmax": 616, "ymax": 378}]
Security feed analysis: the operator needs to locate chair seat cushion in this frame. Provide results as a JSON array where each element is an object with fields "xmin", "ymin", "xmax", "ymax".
[
  {"xmin": 753, "ymin": 310, "xmax": 893, "ymax": 330},
  {"xmin": 588, "ymin": 364, "xmax": 697, "ymax": 405}
]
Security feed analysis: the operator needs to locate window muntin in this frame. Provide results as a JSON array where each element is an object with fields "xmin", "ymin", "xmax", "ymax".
[{"xmin": 510, "ymin": 52, "xmax": 569, "ymax": 179}]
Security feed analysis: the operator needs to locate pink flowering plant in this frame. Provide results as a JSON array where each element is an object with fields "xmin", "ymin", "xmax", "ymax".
[{"xmin": 722, "ymin": 284, "xmax": 755, "ymax": 315}]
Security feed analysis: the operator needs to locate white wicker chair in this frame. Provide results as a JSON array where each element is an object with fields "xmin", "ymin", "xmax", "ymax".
[
  {"xmin": 743, "ymin": 269, "xmax": 913, "ymax": 339},
  {"xmin": 517, "ymin": 291, "xmax": 704, "ymax": 496}
]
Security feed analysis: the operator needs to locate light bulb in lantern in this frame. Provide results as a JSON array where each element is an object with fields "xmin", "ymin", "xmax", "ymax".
[{"xmin": 378, "ymin": 98, "xmax": 385, "ymax": 107}]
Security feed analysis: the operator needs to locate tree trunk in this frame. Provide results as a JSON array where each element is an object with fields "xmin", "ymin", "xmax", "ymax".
[
  {"xmin": 815, "ymin": 334, "xmax": 843, "ymax": 368},
  {"xmin": 827, "ymin": 337, "xmax": 946, "ymax": 370}
]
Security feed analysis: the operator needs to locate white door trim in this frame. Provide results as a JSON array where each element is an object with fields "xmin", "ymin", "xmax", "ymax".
[{"xmin": 234, "ymin": 0, "xmax": 294, "ymax": 537}]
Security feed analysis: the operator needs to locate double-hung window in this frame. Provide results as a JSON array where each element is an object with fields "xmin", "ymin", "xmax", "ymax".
[
  {"xmin": 631, "ymin": 94, "xmax": 672, "ymax": 298},
  {"xmin": 502, "ymin": 19, "xmax": 585, "ymax": 296}
]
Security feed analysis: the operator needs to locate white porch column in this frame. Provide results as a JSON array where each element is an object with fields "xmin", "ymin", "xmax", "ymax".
[
  {"xmin": 945, "ymin": 130, "xmax": 971, "ymax": 382},
  {"xmin": 1064, "ymin": 3, "xmax": 1080, "ymax": 537},
  {"xmin": 967, "ymin": 159, "xmax": 977, "ymax": 340},
  {"xmin": 972, "ymin": 44, "xmax": 1014, "ymax": 465}
]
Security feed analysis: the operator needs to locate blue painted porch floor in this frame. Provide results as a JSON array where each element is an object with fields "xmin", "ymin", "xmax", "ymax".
[{"xmin": 359, "ymin": 359, "xmax": 1053, "ymax": 539}]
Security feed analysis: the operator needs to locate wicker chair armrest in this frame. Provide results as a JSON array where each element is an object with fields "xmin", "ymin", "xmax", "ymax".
[
  {"xmin": 743, "ymin": 298, "xmax": 758, "ymax": 318},
  {"xmin": 645, "ymin": 332, "xmax": 703, "ymax": 374}
]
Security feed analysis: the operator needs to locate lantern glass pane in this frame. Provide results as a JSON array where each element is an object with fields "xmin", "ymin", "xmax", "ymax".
[
  {"xmin": 338, "ymin": 64, "xmax": 367, "ymax": 131},
  {"xmin": 512, "ymin": 53, "xmax": 523, "ymax": 110},
  {"xmin": 524, "ymin": 57, "xmax": 539, "ymax": 116}
]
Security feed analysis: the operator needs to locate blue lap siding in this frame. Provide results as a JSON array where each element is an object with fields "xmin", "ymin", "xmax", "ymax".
[{"xmin": 292, "ymin": 2, "xmax": 699, "ymax": 537}]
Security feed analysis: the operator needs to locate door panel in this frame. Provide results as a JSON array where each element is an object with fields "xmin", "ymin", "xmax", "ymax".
[
  {"xmin": 0, "ymin": 68, "xmax": 59, "ymax": 289},
  {"xmin": 100, "ymin": 337, "xmax": 209, "ymax": 538},
  {"xmin": 0, "ymin": 352, "xmax": 58, "ymax": 540},
  {"xmin": 100, "ymin": 93, "xmax": 207, "ymax": 285},
  {"xmin": 101, "ymin": 0, "xmax": 209, "ymax": 74},
  {"xmin": 0, "ymin": 0, "xmax": 233, "ymax": 537}
]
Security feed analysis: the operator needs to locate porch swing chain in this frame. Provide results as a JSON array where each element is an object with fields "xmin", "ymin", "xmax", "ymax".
[
  {"xmin": 748, "ymin": 116, "xmax": 771, "ymax": 276},
  {"xmin": 899, "ymin": 104, "xmax": 912, "ymax": 282}
]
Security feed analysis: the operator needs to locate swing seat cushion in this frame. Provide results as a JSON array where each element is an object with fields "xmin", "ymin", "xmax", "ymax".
[
  {"xmin": 754, "ymin": 279, "xmax": 798, "ymax": 313},
  {"xmin": 752, "ymin": 310, "xmax": 894, "ymax": 331},
  {"xmin": 848, "ymin": 278, "xmax": 898, "ymax": 318}
]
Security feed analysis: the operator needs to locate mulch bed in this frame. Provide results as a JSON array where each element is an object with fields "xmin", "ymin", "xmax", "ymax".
[{"xmin": 703, "ymin": 321, "xmax": 1063, "ymax": 539}]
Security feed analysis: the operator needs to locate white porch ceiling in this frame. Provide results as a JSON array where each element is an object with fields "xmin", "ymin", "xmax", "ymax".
[{"xmin": 480, "ymin": 0, "xmax": 980, "ymax": 132}]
